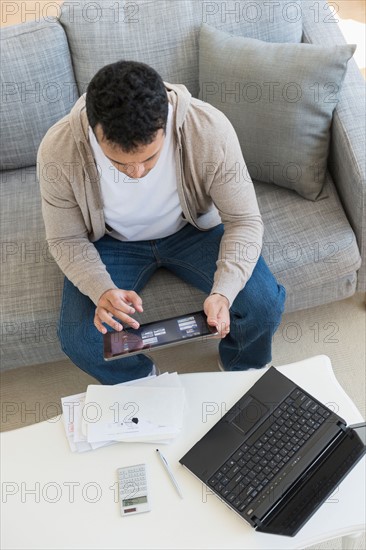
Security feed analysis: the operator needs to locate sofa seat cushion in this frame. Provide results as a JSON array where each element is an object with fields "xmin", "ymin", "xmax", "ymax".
[
  {"xmin": 0, "ymin": 166, "xmax": 66, "ymax": 369},
  {"xmin": 0, "ymin": 19, "xmax": 77, "ymax": 170},
  {"xmin": 1, "ymin": 164, "xmax": 359, "ymax": 369},
  {"xmin": 255, "ymin": 170, "xmax": 362, "ymax": 306},
  {"xmin": 58, "ymin": 0, "xmax": 303, "ymax": 98}
]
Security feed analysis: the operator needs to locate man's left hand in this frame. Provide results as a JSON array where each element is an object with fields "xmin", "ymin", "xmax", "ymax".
[{"xmin": 204, "ymin": 293, "xmax": 230, "ymax": 338}]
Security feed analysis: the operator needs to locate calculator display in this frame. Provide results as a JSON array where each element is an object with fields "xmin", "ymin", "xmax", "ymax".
[{"xmin": 123, "ymin": 496, "xmax": 148, "ymax": 506}]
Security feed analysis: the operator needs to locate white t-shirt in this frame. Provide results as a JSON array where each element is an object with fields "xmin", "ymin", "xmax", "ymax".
[{"xmin": 88, "ymin": 103, "xmax": 187, "ymax": 241}]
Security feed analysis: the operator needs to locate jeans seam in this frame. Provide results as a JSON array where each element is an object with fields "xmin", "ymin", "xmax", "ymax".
[
  {"xmin": 131, "ymin": 263, "xmax": 158, "ymax": 293},
  {"xmin": 160, "ymin": 259, "xmax": 213, "ymax": 289}
]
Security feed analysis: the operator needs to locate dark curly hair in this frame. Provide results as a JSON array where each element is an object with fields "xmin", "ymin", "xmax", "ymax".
[{"xmin": 86, "ymin": 60, "xmax": 169, "ymax": 153}]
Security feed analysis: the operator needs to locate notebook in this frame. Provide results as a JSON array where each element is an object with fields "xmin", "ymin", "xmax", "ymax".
[{"xmin": 179, "ymin": 366, "xmax": 366, "ymax": 537}]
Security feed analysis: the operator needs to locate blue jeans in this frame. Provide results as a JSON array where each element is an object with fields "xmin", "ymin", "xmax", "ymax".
[{"xmin": 58, "ymin": 223, "xmax": 286, "ymax": 384}]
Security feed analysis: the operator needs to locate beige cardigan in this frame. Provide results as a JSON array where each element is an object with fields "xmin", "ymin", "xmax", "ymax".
[{"xmin": 37, "ymin": 82, "xmax": 263, "ymax": 306}]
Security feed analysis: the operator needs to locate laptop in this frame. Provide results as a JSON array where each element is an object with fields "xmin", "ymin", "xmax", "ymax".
[{"xmin": 179, "ymin": 366, "xmax": 366, "ymax": 537}]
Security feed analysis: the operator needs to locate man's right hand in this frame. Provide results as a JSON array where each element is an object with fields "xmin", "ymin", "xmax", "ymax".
[{"xmin": 94, "ymin": 289, "xmax": 143, "ymax": 334}]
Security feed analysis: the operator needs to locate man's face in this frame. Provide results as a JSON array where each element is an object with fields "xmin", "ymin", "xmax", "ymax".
[{"xmin": 94, "ymin": 124, "xmax": 165, "ymax": 179}]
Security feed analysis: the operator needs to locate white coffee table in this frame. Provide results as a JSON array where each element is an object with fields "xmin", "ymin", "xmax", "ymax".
[{"xmin": 1, "ymin": 355, "xmax": 365, "ymax": 550}]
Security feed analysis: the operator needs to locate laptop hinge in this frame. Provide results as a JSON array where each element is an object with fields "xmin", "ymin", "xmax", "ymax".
[
  {"xmin": 253, "ymin": 516, "xmax": 262, "ymax": 528},
  {"xmin": 337, "ymin": 421, "xmax": 348, "ymax": 432}
]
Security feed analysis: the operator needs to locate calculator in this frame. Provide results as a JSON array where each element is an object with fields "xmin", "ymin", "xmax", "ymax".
[{"xmin": 117, "ymin": 463, "xmax": 151, "ymax": 516}]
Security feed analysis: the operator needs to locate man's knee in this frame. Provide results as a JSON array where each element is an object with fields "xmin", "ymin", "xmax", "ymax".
[
  {"xmin": 270, "ymin": 283, "xmax": 286, "ymax": 326},
  {"xmin": 256, "ymin": 282, "xmax": 286, "ymax": 326},
  {"xmin": 231, "ymin": 281, "xmax": 286, "ymax": 336}
]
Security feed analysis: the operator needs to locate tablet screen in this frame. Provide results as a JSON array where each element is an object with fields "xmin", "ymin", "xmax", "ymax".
[{"xmin": 103, "ymin": 311, "xmax": 216, "ymax": 359}]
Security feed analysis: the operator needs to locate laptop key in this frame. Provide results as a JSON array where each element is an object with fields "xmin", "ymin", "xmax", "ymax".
[
  {"xmin": 226, "ymin": 467, "xmax": 238, "ymax": 480},
  {"xmin": 233, "ymin": 497, "xmax": 243, "ymax": 509},
  {"xmin": 232, "ymin": 449, "xmax": 244, "ymax": 462},
  {"xmin": 227, "ymin": 478, "xmax": 240, "ymax": 493},
  {"xmin": 290, "ymin": 389, "xmax": 301, "ymax": 399},
  {"xmin": 234, "ymin": 473, "xmax": 244, "ymax": 484}
]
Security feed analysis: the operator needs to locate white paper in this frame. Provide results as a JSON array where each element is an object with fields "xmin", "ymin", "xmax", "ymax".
[
  {"xmin": 61, "ymin": 373, "xmax": 185, "ymax": 451},
  {"xmin": 84, "ymin": 385, "xmax": 185, "ymax": 443},
  {"xmin": 61, "ymin": 393, "xmax": 93, "ymax": 453}
]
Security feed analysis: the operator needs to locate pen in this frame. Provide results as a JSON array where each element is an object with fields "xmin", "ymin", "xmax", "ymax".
[{"xmin": 156, "ymin": 449, "xmax": 184, "ymax": 499}]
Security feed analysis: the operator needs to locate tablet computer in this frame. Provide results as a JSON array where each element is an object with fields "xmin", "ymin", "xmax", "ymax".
[{"xmin": 103, "ymin": 310, "xmax": 218, "ymax": 360}]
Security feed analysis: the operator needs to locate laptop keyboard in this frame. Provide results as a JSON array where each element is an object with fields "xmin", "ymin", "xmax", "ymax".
[{"xmin": 207, "ymin": 388, "xmax": 332, "ymax": 514}]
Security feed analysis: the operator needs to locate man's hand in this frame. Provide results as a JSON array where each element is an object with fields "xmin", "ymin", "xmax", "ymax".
[
  {"xmin": 203, "ymin": 293, "xmax": 230, "ymax": 338},
  {"xmin": 94, "ymin": 289, "xmax": 143, "ymax": 334}
]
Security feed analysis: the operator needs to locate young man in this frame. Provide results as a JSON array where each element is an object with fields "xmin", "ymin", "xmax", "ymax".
[{"xmin": 37, "ymin": 60, "xmax": 286, "ymax": 384}]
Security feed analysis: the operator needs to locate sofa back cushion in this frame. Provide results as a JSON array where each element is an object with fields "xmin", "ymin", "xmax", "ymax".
[
  {"xmin": 58, "ymin": 0, "xmax": 303, "ymax": 98},
  {"xmin": 0, "ymin": 19, "xmax": 77, "ymax": 170},
  {"xmin": 199, "ymin": 24, "xmax": 356, "ymax": 200}
]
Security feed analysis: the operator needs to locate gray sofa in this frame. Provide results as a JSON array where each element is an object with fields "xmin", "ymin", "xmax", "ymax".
[{"xmin": 1, "ymin": 0, "xmax": 365, "ymax": 371}]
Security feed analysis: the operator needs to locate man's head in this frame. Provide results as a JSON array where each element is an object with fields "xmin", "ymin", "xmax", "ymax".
[{"xmin": 86, "ymin": 60, "xmax": 168, "ymax": 178}]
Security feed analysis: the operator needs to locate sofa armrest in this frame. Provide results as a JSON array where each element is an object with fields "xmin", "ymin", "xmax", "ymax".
[{"xmin": 301, "ymin": 0, "xmax": 366, "ymax": 291}]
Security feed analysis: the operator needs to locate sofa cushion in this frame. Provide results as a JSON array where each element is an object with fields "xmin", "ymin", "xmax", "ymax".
[
  {"xmin": 58, "ymin": 0, "xmax": 303, "ymax": 99},
  {"xmin": 0, "ymin": 165, "xmax": 65, "ymax": 369},
  {"xmin": 1, "ymin": 160, "xmax": 360, "ymax": 369},
  {"xmin": 198, "ymin": 23, "xmax": 356, "ymax": 200},
  {"xmin": 0, "ymin": 19, "xmax": 77, "ymax": 170},
  {"xmin": 254, "ymin": 170, "xmax": 361, "ymax": 302}
]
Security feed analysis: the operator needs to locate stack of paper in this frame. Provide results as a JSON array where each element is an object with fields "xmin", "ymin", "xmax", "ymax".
[{"xmin": 61, "ymin": 373, "xmax": 185, "ymax": 453}]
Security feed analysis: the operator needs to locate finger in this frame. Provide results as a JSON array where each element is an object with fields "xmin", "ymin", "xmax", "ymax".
[
  {"xmin": 97, "ymin": 308, "xmax": 139, "ymax": 331},
  {"xmin": 104, "ymin": 306, "xmax": 140, "ymax": 329},
  {"xmin": 206, "ymin": 304, "xmax": 220, "ymax": 327},
  {"xmin": 94, "ymin": 313, "xmax": 108, "ymax": 334},
  {"xmin": 109, "ymin": 296, "xmax": 136, "ymax": 316},
  {"xmin": 125, "ymin": 290, "xmax": 144, "ymax": 312},
  {"xmin": 218, "ymin": 320, "xmax": 230, "ymax": 338},
  {"xmin": 105, "ymin": 299, "xmax": 140, "ymax": 328},
  {"xmin": 94, "ymin": 311, "xmax": 123, "ymax": 334}
]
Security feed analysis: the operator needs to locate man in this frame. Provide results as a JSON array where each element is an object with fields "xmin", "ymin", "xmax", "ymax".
[{"xmin": 37, "ymin": 60, "xmax": 286, "ymax": 384}]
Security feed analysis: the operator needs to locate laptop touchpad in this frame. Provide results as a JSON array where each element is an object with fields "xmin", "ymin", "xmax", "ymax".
[{"xmin": 232, "ymin": 396, "xmax": 268, "ymax": 434}]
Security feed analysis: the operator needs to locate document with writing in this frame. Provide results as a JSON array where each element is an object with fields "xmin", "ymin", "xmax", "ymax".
[
  {"xmin": 84, "ymin": 384, "xmax": 185, "ymax": 443},
  {"xmin": 61, "ymin": 373, "xmax": 185, "ymax": 452}
]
